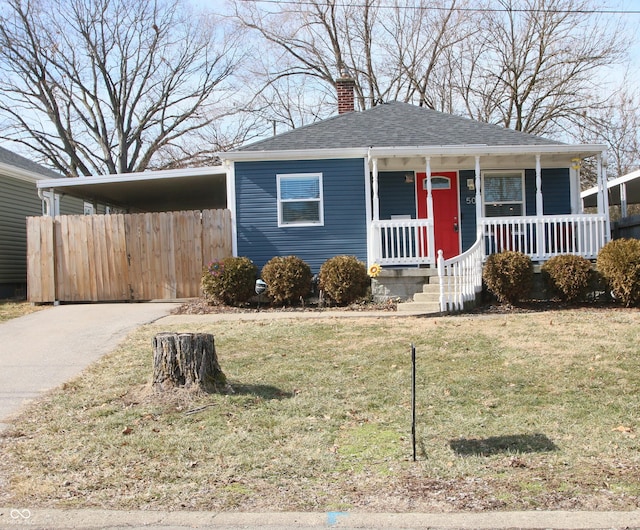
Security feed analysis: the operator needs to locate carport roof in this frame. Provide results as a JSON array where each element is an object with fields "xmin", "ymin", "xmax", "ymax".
[
  {"xmin": 582, "ymin": 169, "xmax": 640, "ymax": 208},
  {"xmin": 36, "ymin": 166, "xmax": 227, "ymax": 212}
]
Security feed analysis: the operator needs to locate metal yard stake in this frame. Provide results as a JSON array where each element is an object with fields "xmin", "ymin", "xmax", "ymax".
[{"xmin": 411, "ymin": 343, "xmax": 417, "ymax": 462}]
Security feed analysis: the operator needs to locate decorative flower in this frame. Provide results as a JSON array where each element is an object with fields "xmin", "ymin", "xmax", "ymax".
[
  {"xmin": 368, "ymin": 263, "xmax": 381, "ymax": 278},
  {"xmin": 207, "ymin": 260, "xmax": 224, "ymax": 277}
]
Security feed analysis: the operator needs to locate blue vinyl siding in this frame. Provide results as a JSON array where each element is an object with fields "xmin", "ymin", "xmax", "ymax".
[
  {"xmin": 459, "ymin": 170, "xmax": 477, "ymax": 252},
  {"xmin": 525, "ymin": 168, "xmax": 571, "ymax": 215},
  {"xmin": 378, "ymin": 172, "xmax": 416, "ymax": 219},
  {"xmin": 541, "ymin": 168, "xmax": 571, "ymax": 214},
  {"xmin": 235, "ymin": 158, "xmax": 367, "ymax": 272},
  {"xmin": 459, "ymin": 168, "xmax": 570, "ymax": 252}
]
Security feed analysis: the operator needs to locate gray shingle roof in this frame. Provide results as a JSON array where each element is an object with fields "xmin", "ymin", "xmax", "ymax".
[
  {"xmin": 237, "ymin": 101, "xmax": 563, "ymax": 152},
  {"xmin": 0, "ymin": 145, "xmax": 62, "ymax": 178}
]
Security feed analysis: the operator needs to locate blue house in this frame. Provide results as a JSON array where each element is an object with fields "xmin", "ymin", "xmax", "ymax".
[
  {"xmin": 221, "ymin": 84, "xmax": 610, "ymax": 311},
  {"xmin": 32, "ymin": 81, "xmax": 612, "ymax": 311}
]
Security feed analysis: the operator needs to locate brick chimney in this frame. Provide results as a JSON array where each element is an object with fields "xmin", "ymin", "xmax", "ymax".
[{"xmin": 336, "ymin": 70, "xmax": 355, "ymax": 115}]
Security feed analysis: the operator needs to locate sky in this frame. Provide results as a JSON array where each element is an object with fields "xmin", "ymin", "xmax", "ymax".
[{"xmin": 4, "ymin": 0, "xmax": 640, "ymax": 161}]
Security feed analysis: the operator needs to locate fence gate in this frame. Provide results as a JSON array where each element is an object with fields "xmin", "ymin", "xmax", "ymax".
[{"xmin": 27, "ymin": 209, "xmax": 232, "ymax": 303}]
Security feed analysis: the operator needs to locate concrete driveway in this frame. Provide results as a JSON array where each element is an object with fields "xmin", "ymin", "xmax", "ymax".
[{"xmin": 0, "ymin": 302, "xmax": 179, "ymax": 430}]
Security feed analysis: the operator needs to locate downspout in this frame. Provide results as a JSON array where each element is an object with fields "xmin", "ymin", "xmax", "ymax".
[
  {"xmin": 223, "ymin": 159, "xmax": 238, "ymax": 257},
  {"xmin": 38, "ymin": 188, "xmax": 53, "ymax": 217},
  {"xmin": 37, "ymin": 187, "xmax": 58, "ymax": 304}
]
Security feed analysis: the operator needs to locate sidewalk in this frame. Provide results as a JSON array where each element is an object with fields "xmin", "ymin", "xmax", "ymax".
[{"xmin": 1, "ymin": 508, "xmax": 639, "ymax": 529}]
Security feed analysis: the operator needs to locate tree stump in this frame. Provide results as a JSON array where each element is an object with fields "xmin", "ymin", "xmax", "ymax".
[{"xmin": 152, "ymin": 332, "xmax": 228, "ymax": 392}]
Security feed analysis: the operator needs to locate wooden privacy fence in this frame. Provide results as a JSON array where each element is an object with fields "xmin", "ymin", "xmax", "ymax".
[{"xmin": 27, "ymin": 209, "xmax": 232, "ymax": 303}]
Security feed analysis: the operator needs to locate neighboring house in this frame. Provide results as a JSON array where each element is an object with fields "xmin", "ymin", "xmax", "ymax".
[
  {"xmin": 0, "ymin": 146, "xmax": 84, "ymax": 299},
  {"xmin": 220, "ymin": 80, "xmax": 610, "ymax": 310}
]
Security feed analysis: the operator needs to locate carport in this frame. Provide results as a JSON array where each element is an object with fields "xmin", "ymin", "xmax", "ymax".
[
  {"xmin": 582, "ymin": 169, "xmax": 640, "ymax": 239},
  {"xmin": 29, "ymin": 166, "xmax": 232, "ymax": 303},
  {"xmin": 35, "ymin": 166, "xmax": 228, "ymax": 213}
]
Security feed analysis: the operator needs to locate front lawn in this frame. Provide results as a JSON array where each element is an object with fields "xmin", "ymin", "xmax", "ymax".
[
  {"xmin": 1, "ymin": 308, "xmax": 639, "ymax": 512},
  {"xmin": 0, "ymin": 301, "xmax": 46, "ymax": 323}
]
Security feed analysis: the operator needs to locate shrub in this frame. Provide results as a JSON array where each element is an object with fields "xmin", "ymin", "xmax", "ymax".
[
  {"xmin": 201, "ymin": 256, "xmax": 257, "ymax": 306},
  {"xmin": 319, "ymin": 255, "xmax": 369, "ymax": 305},
  {"xmin": 541, "ymin": 254, "xmax": 594, "ymax": 302},
  {"xmin": 596, "ymin": 239, "xmax": 640, "ymax": 307},
  {"xmin": 261, "ymin": 255, "xmax": 312, "ymax": 305},
  {"xmin": 482, "ymin": 251, "xmax": 533, "ymax": 305}
]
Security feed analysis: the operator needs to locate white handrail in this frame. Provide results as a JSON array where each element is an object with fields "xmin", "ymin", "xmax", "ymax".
[
  {"xmin": 480, "ymin": 214, "xmax": 607, "ymax": 261},
  {"xmin": 371, "ymin": 218, "xmax": 434, "ymax": 266},
  {"xmin": 437, "ymin": 233, "xmax": 484, "ymax": 312}
]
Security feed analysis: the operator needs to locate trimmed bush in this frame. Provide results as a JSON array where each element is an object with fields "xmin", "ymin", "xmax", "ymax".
[
  {"xmin": 596, "ymin": 239, "xmax": 640, "ymax": 307},
  {"xmin": 201, "ymin": 256, "xmax": 257, "ymax": 306},
  {"xmin": 319, "ymin": 255, "xmax": 369, "ymax": 305},
  {"xmin": 541, "ymin": 254, "xmax": 594, "ymax": 302},
  {"xmin": 261, "ymin": 255, "xmax": 312, "ymax": 305},
  {"xmin": 482, "ymin": 251, "xmax": 533, "ymax": 305}
]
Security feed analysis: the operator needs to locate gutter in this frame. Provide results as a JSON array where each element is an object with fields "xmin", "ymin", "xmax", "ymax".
[{"xmin": 219, "ymin": 143, "xmax": 608, "ymax": 163}]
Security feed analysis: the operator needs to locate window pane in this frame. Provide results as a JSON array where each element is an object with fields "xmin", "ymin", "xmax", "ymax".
[
  {"xmin": 282, "ymin": 201, "xmax": 320, "ymax": 224},
  {"xmin": 485, "ymin": 174, "xmax": 522, "ymax": 202},
  {"xmin": 281, "ymin": 176, "xmax": 320, "ymax": 200}
]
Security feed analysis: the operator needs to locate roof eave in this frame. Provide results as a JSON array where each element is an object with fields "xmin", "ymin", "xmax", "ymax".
[
  {"xmin": 0, "ymin": 162, "xmax": 54, "ymax": 183},
  {"xmin": 221, "ymin": 147, "xmax": 368, "ymax": 161},
  {"xmin": 36, "ymin": 166, "xmax": 227, "ymax": 190},
  {"xmin": 370, "ymin": 143, "xmax": 607, "ymax": 158},
  {"xmin": 221, "ymin": 143, "xmax": 607, "ymax": 162}
]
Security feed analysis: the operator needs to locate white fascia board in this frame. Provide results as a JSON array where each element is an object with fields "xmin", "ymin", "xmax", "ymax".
[
  {"xmin": 368, "ymin": 143, "xmax": 607, "ymax": 158},
  {"xmin": 36, "ymin": 166, "xmax": 227, "ymax": 190},
  {"xmin": 219, "ymin": 148, "xmax": 369, "ymax": 162},
  {"xmin": 220, "ymin": 144, "xmax": 607, "ymax": 162},
  {"xmin": 0, "ymin": 162, "xmax": 53, "ymax": 183}
]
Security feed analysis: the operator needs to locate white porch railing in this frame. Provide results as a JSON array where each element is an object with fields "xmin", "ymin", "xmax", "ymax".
[
  {"xmin": 480, "ymin": 214, "xmax": 608, "ymax": 261},
  {"xmin": 370, "ymin": 218, "xmax": 434, "ymax": 266},
  {"xmin": 437, "ymin": 235, "xmax": 484, "ymax": 312}
]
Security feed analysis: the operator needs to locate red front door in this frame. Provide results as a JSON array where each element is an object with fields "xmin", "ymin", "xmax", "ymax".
[{"xmin": 416, "ymin": 171, "xmax": 460, "ymax": 259}]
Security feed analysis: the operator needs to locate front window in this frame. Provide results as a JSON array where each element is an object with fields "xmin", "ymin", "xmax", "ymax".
[
  {"xmin": 277, "ymin": 173, "xmax": 324, "ymax": 227},
  {"xmin": 483, "ymin": 171, "xmax": 524, "ymax": 217}
]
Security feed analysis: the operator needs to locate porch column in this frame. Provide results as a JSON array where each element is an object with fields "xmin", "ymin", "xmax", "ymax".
[
  {"xmin": 596, "ymin": 153, "xmax": 604, "ymax": 214},
  {"xmin": 535, "ymin": 154, "xmax": 543, "ymax": 216},
  {"xmin": 597, "ymin": 152, "xmax": 611, "ymax": 242},
  {"xmin": 474, "ymin": 156, "xmax": 482, "ymax": 233},
  {"xmin": 535, "ymin": 155, "xmax": 544, "ymax": 260},
  {"xmin": 621, "ymin": 182, "xmax": 628, "ymax": 219},
  {"xmin": 426, "ymin": 157, "xmax": 435, "ymax": 260},
  {"xmin": 372, "ymin": 157, "xmax": 380, "ymax": 221}
]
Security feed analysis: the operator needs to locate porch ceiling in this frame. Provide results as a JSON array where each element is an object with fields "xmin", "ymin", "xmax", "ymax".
[{"xmin": 36, "ymin": 169, "xmax": 227, "ymax": 212}]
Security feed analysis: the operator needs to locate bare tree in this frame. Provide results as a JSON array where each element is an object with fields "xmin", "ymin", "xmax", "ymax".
[
  {"xmin": 457, "ymin": 0, "xmax": 626, "ymax": 136},
  {"xmin": 230, "ymin": 0, "xmax": 470, "ymax": 127},
  {"xmin": 0, "ymin": 0, "xmax": 240, "ymax": 176}
]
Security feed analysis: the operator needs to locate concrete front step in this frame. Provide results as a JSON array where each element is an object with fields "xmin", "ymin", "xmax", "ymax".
[
  {"xmin": 413, "ymin": 291, "xmax": 440, "ymax": 303},
  {"xmin": 396, "ymin": 300, "xmax": 442, "ymax": 313},
  {"xmin": 420, "ymin": 283, "xmax": 441, "ymax": 295}
]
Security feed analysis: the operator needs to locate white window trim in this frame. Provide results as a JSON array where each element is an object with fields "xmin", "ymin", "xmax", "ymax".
[
  {"xmin": 277, "ymin": 172, "xmax": 324, "ymax": 227},
  {"xmin": 482, "ymin": 170, "xmax": 525, "ymax": 217}
]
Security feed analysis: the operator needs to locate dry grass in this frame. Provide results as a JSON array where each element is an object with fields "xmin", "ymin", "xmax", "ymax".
[
  {"xmin": 1, "ymin": 308, "xmax": 639, "ymax": 512},
  {"xmin": 0, "ymin": 301, "xmax": 46, "ymax": 323}
]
